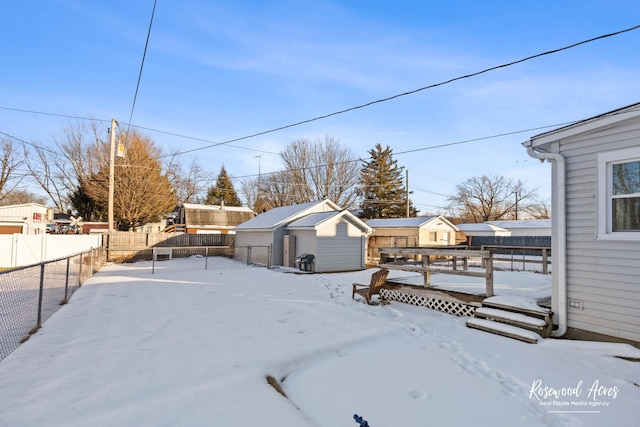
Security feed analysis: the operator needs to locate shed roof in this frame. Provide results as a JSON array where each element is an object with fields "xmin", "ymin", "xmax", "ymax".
[
  {"xmin": 487, "ymin": 219, "xmax": 551, "ymax": 230},
  {"xmin": 287, "ymin": 210, "xmax": 372, "ymax": 232},
  {"xmin": 366, "ymin": 216, "xmax": 458, "ymax": 230},
  {"xmin": 286, "ymin": 211, "xmax": 340, "ymax": 228},
  {"xmin": 0, "ymin": 203, "xmax": 49, "ymax": 211},
  {"xmin": 181, "ymin": 203, "xmax": 254, "ymax": 213},
  {"xmin": 235, "ymin": 199, "xmax": 341, "ymax": 230},
  {"xmin": 456, "ymin": 223, "xmax": 510, "ymax": 233},
  {"xmin": 180, "ymin": 203, "xmax": 255, "ymax": 227}
]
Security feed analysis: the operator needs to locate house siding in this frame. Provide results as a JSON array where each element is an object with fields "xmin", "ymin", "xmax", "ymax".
[
  {"xmin": 289, "ymin": 229, "xmax": 317, "ymax": 260},
  {"xmin": 316, "ymin": 218, "xmax": 365, "ymax": 272},
  {"xmin": 560, "ymin": 121, "xmax": 640, "ymax": 343}
]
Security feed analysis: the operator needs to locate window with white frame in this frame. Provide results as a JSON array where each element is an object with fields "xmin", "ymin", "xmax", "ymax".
[{"xmin": 597, "ymin": 147, "xmax": 640, "ymax": 239}]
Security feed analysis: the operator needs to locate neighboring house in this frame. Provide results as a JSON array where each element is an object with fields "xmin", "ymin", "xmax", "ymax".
[
  {"xmin": 523, "ymin": 102, "xmax": 640, "ymax": 346},
  {"xmin": 234, "ymin": 199, "xmax": 371, "ymax": 272},
  {"xmin": 366, "ymin": 216, "xmax": 459, "ymax": 261},
  {"xmin": 175, "ymin": 203, "xmax": 255, "ymax": 234},
  {"xmin": 0, "ymin": 203, "xmax": 51, "ymax": 235},
  {"xmin": 456, "ymin": 222, "xmax": 511, "ymax": 238},
  {"xmin": 487, "ymin": 219, "xmax": 551, "ymax": 237}
]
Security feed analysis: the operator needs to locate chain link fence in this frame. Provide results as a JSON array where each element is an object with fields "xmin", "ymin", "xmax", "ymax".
[
  {"xmin": 234, "ymin": 245, "xmax": 272, "ymax": 268},
  {"xmin": 0, "ymin": 247, "xmax": 103, "ymax": 362}
]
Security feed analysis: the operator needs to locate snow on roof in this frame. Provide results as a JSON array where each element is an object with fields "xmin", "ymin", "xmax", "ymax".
[
  {"xmin": 487, "ymin": 219, "xmax": 551, "ymax": 229},
  {"xmin": 181, "ymin": 203, "xmax": 254, "ymax": 213},
  {"xmin": 456, "ymin": 223, "xmax": 509, "ymax": 232},
  {"xmin": 286, "ymin": 211, "xmax": 342, "ymax": 228},
  {"xmin": 235, "ymin": 200, "xmax": 340, "ymax": 230},
  {"xmin": 366, "ymin": 216, "xmax": 436, "ymax": 228},
  {"xmin": 286, "ymin": 210, "xmax": 372, "ymax": 232}
]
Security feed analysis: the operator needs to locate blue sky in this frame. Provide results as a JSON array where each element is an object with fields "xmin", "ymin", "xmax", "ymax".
[{"xmin": 2, "ymin": 1, "xmax": 639, "ymax": 213}]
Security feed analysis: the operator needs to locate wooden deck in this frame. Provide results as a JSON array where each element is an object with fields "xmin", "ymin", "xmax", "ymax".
[
  {"xmin": 384, "ymin": 280, "xmax": 485, "ymax": 306},
  {"xmin": 377, "ymin": 246, "xmax": 494, "ymax": 296}
]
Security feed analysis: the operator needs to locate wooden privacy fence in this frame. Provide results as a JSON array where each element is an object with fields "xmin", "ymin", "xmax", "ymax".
[
  {"xmin": 378, "ymin": 246, "xmax": 495, "ymax": 297},
  {"xmin": 105, "ymin": 232, "xmax": 235, "ymax": 261}
]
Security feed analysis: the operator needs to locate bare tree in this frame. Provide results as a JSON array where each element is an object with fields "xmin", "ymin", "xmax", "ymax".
[
  {"xmin": 525, "ymin": 197, "xmax": 552, "ymax": 219},
  {"xmin": 165, "ymin": 154, "xmax": 212, "ymax": 204},
  {"xmin": 258, "ymin": 136, "xmax": 360, "ymax": 209},
  {"xmin": 1, "ymin": 189, "xmax": 48, "ymax": 206},
  {"xmin": 0, "ymin": 137, "xmax": 25, "ymax": 203},
  {"xmin": 22, "ymin": 120, "xmax": 104, "ymax": 213},
  {"xmin": 259, "ymin": 170, "xmax": 298, "ymax": 208},
  {"xmin": 447, "ymin": 174, "xmax": 537, "ymax": 222}
]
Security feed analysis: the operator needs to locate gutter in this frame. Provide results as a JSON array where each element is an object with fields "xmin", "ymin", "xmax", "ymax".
[{"xmin": 524, "ymin": 142, "xmax": 567, "ymax": 337}]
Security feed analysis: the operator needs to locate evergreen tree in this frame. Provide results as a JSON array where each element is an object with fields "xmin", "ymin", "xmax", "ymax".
[
  {"xmin": 358, "ymin": 144, "xmax": 417, "ymax": 219},
  {"xmin": 69, "ymin": 181, "xmax": 106, "ymax": 221},
  {"xmin": 205, "ymin": 165, "xmax": 242, "ymax": 206}
]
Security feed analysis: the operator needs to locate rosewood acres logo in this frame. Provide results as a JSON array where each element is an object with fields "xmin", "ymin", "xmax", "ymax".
[{"xmin": 529, "ymin": 379, "xmax": 620, "ymax": 412}]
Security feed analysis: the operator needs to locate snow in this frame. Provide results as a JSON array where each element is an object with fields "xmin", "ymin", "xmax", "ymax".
[
  {"xmin": 474, "ymin": 307, "xmax": 548, "ymax": 328},
  {"xmin": 1, "ymin": 256, "xmax": 639, "ymax": 426},
  {"xmin": 466, "ymin": 318, "xmax": 543, "ymax": 343}
]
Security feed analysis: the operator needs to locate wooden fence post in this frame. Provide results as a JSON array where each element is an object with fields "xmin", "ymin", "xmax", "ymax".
[{"xmin": 485, "ymin": 252, "xmax": 494, "ymax": 297}]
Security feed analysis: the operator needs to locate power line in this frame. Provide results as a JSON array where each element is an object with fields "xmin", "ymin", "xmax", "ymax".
[
  {"xmin": 0, "ymin": 107, "xmax": 280, "ymax": 156},
  {"xmin": 2, "ymin": 24, "xmax": 637, "ymax": 159},
  {"xmin": 0, "ymin": 106, "xmax": 104, "ymax": 123},
  {"xmin": 231, "ymin": 120, "xmax": 574, "ymax": 181},
  {"xmin": 162, "ymin": 24, "xmax": 640, "ymax": 157},
  {"xmin": 125, "ymin": 0, "xmax": 157, "ymax": 138},
  {"xmin": 0, "ymin": 130, "xmax": 58, "ymax": 155}
]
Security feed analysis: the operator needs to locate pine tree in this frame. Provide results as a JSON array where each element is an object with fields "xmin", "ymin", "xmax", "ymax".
[
  {"xmin": 358, "ymin": 144, "xmax": 417, "ymax": 219},
  {"xmin": 205, "ymin": 165, "xmax": 242, "ymax": 206}
]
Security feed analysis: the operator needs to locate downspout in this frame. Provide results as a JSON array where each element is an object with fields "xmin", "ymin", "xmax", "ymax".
[{"xmin": 524, "ymin": 142, "xmax": 567, "ymax": 337}]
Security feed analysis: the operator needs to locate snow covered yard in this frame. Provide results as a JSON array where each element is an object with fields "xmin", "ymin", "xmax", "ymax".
[{"xmin": 1, "ymin": 257, "xmax": 639, "ymax": 426}]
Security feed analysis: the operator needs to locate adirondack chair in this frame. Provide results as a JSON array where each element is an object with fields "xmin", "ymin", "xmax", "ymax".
[{"xmin": 352, "ymin": 268, "xmax": 389, "ymax": 305}]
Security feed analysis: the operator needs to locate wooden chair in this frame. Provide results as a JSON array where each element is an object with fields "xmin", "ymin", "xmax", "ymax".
[{"xmin": 352, "ymin": 268, "xmax": 389, "ymax": 305}]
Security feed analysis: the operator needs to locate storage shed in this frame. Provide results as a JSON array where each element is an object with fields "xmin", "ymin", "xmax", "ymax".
[
  {"xmin": 523, "ymin": 102, "xmax": 640, "ymax": 346},
  {"xmin": 234, "ymin": 199, "xmax": 371, "ymax": 272}
]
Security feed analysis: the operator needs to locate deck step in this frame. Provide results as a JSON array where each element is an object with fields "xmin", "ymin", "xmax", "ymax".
[
  {"xmin": 481, "ymin": 298, "xmax": 551, "ymax": 320},
  {"xmin": 465, "ymin": 297, "xmax": 554, "ymax": 342},
  {"xmin": 466, "ymin": 318, "xmax": 542, "ymax": 344},
  {"xmin": 474, "ymin": 307, "xmax": 548, "ymax": 332}
]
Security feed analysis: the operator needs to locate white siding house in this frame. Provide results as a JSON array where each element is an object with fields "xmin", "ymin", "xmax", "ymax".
[
  {"xmin": 0, "ymin": 203, "xmax": 51, "ymax": 235},
  {"xmin": 524, "ymin": 102, "xmax": 640, "ymax": 346},
  {"xmin": 366, "ymin": 216, "xmax": 459, "ymax": 261},
  {"xmin": 234, "ymin": 199, "xmax": 371, "ymax": 272}
]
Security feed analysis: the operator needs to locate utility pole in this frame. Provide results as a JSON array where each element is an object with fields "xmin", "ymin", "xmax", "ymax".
[
  {"xmin": 255, "ymin": 155, "xmax": 262, "ymax": 194},
  {"xmin": 108, "ymin": 119, "xmax": 118, "ymax": 259},
  {"xmin": 406, "ymin": 169, "xmax": 410, "ymax": 218}
]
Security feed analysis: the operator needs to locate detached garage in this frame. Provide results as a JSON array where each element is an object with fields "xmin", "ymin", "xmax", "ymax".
[{"xmin": 234, "ymin": 199, "xmax": 371, "ymax": 272}]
